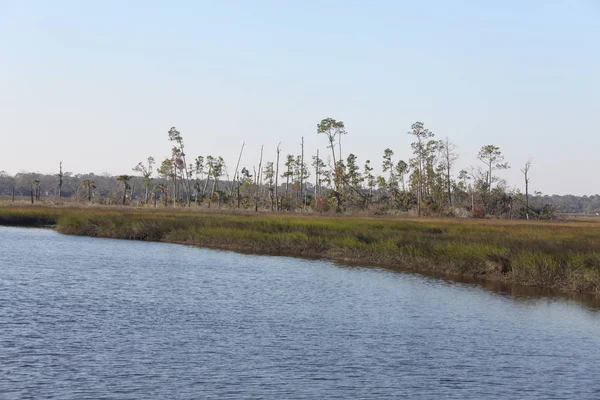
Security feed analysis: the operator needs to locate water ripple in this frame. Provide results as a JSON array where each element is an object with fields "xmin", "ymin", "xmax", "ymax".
[{"xmin": 1, "ymin": 227, "xmax": 600, "ymax": 399}]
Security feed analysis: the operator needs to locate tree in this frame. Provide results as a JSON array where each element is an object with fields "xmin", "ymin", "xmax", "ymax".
[
  {"xmin": 116, "ymin": 175, "xmax": 132, "ymax": 205},
  {"xmin": 154, "ymin": 183, "xmax": 168, "ymax": 207},
  {"xmin": 275, "ymin": 143, "xmax": 281, "ymax": 211},
  {"xmin": 263, "ymin": 161, "xmax": 275, "ymax": 211},
  {"xmin": 168, "ymin": 127, "xmax": 192, "ymax": 206},
  {"xmin": 32, "ymin": 179, "xmax": 41, "ymax": 202},
  {"xmin": 317, "ymin": 118, "xmax": 345, "ymax": 163},
  {"xmin": 255, "ymin": 145, "xmax": 264, "ymax": 212},
  {"xmin": 291, "ymin": 154, "xmax": 310, "ymax": 208},
  {"xmin": 300, "ymin": 137, "xmax": 306, "ymax": 210},
  {"xmin": 313, "ymin": 150, "xmax": 325, "ymax": 198},
  {"xmin": 194, "ymin": 156, "xmax": 205, "ymax": 204},
  {"xmin": 81, "ymin": 179, "xmax": 96, "ymax": 202},
  {"xmin": 58, "ymin": 161, "xmax": 63, "ymax": 199},
  {"xmin": 477, "ymin": 144, "xmax": 509, "ymax": 193},
  {"xmin": 282, "ymin": 154, "xmax": 295, "ymax": 199},
  {"xmin": 439, "ymin": 138, "xmax": 458, "ymax": 206},
  {"xmin": 207, "ymin": 156, "xmax": 225, "ymax": 208},
  {"xmin": 455, "ymin": 169, "xmax": 471, "ymax": 206},
  {"xmin": 408, "ymin": 122, "xmax": 434, "ymax": 216},
  {"xmin": 230, "ymin": 143, "xmax": 245, "ymax": 205},
  {"xmin": 363, "ymin": 159, "xmax": 375, "ymax": 200},
  {"xmin": 202, "ymin": 155, "xmax": 214, "ymax": 197},
  {"xmin": 169, "ymin": 146, "xmax": 185, "ymax": 206},
  {"xmin": 345, "ymin": 153, "xmax": 362, "ymax": 189},
  {"xmin": 0, "ymin": 172, "xmax": 15, "ymax": 201},
  {"xmin": 133, "ymin": 156, "xmax": 155, "ymax": 204},
  {"xmin": 157, "ymin": 158, "xmax": 174, "ymax": 204},
  {"xmin": 317, "ymin": 118, "xmax": 346, "ymax": 199},
  {"xmin": 395, "ymin": 160, "xmax": 409, "ymax": 193},
  {"xmin": 521, "ymin": 158, "xmax": 532, "ymax": 220},
  {"xmin": 239, "ymin": 167, "xmax": 253, "ymax": 208},
  {"xmin": 422, "ymin": 139, "xmax": 443, "ymax": 206},
  {"xmin": 382, "ymin": 148, "xmax": 396, "ymax": 202}
]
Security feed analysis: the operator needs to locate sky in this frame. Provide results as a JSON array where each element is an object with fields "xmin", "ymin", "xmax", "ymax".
[{"xmin": 1, "ymin": 0, "xmax": 598, "ymax": 195}]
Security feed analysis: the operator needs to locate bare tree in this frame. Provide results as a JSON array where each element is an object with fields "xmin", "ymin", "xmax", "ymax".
[
  {"xmin": 314, "ymin": 149, "xmax": 321, "ymax": 199},
  {"xmin": 521, "ymin": 158, "xmax": 532, "ymax": 220},
  {"xmin": 230, "ymin": 142, "xmax": 245, "ymax": 206},
  {"xmin": 255, "ymin": 145, "xmax": 264, "ymax": 212},
  {"xmin": 58, "ymin": 161, "xmax": 63, "ymax": 199},
  {"xmin": 275, "ymin": 143, "xmax": 281, "ymax": 211},
  {"xmin": 300, "ymin": 137, "xmax": 306, "ymax": 210}
]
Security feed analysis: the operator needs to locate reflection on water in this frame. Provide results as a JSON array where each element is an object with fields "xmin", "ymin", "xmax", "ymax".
[
  {"xmin": 1, "ymin": 227, "xmax": 600, "ymax": 399},
  {"xmin": 367, "ymin": 263, "xmax": 600, "ymax": 311}
]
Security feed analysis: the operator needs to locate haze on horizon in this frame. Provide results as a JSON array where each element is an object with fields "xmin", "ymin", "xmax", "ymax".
[{"xmin": 1, "ymin": 1, "xmax": 598, "ymax": 196}]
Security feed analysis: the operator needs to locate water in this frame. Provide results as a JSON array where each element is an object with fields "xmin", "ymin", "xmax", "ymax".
[{"xmin": 1, "ymin": 227, "xmax": 600, "ymax": 399}]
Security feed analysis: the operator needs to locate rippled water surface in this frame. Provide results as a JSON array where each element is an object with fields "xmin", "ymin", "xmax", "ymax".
[{"xmin": 1, "ymin": 227, "xmax": 600, "ymax": 399}]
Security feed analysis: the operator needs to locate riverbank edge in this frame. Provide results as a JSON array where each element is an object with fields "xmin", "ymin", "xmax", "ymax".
[{"xmin": 1, "ymin": 205, "xmax": 599, "ymax": 296}]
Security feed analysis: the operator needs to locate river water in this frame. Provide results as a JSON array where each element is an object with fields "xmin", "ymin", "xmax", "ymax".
[{"xmin": 1, "ymin": 226, "xmax": 599, "ymax": 399}]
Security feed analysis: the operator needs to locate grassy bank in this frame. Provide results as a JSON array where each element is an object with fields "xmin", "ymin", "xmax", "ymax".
[{"xmin": 2, "ymin": 205, "xmax": 600, "ymax": 294}]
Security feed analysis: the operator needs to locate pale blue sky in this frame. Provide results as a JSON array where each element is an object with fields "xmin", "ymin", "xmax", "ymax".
[{"xmin": 1, "ymin": 0, "xmax": 598, "ymax": 194}]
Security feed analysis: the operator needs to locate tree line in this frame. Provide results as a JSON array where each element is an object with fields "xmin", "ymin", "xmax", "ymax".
[{"xmin": 1, "ymin": 119, "xmax": 598, "ymax": 218}]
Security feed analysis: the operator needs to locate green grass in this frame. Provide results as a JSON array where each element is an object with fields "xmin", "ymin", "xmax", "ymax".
[{"xmin": 3, "ymin": 204, "xmax": 600, "ymax": 294}]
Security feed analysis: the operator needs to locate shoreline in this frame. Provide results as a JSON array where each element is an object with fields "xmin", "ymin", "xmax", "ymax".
[{"xmin": 2, "ymin": 205, "xmax": 600, "ymax": 297}]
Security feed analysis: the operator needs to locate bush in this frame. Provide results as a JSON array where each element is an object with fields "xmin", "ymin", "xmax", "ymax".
[
  {"xmin": 313, "ymin": 195, "xmax": 330, "ymax": 213},
  {"xmin": 472, "ymin": 204, "xmax": 485, "ymax": 218}
]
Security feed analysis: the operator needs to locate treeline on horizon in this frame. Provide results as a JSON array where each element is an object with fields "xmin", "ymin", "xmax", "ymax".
[{"xmin": 1, "ymin": 120, "xmax": 599, "ymax": 218}]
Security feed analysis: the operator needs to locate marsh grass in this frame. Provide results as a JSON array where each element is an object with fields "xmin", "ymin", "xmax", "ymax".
[{"xmin": 2, "ymin": 204, "xmax": 600, "ymax": 294}]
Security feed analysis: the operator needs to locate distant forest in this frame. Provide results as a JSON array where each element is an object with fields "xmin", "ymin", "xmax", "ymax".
[{"xmin": 1, "ymin": 121, "xmax": 599, "ymax": 218}]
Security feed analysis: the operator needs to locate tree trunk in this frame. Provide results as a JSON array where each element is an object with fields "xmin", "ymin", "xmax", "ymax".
[
  {"xmin": 209, "ymin": 178, "xmax": 218, "ymax": 209},
  {"xmin": 230, "ymin": 142, "xmax": 245, "ymax": 199},
  {"xmin": 525, "ymin": 178, "xmax": 529, "ymax": 220},
  {"xmin": 488, "ymin": 162, "xmax": 492, "ymax": 193},
  {"xmin": 181, "ymin": 155, "xmax": 191, "ymax": 207},
  {"xmin": 446, "ymin": 163, "xmax": 452, "ymax": 206},
  {"xmin": 202, "ymin": 167, "xmax": 212, "ymax": 196},
  {"xmin": 275, "ymin": 144, "xmax": 280, "ymax": 212},
  {"xmin": 315, "ymin": 150, "xmax": 319, "ymax": 200},
  {"xmin": 300, "ymin": 137, "xmax": 305, "ymax": 211},
  {"xmin": 328, "ymin": 135, "xmax": 337, "ymax": 192},
  {"xmin": 58, "ymin": 161, "xmax": 63, "ymax": 199},
  {"xmin": 256, "ymin": 145, "xmax": 263, "ymax": 212},
  {"xmin": 173, "ymin": 165, "xmax": 177, "ymax": 207}
]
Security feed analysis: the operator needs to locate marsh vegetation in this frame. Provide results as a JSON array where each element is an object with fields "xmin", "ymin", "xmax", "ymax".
[{"xmin": 2, "ymin": 205, "xmax": 600, "ymax": 295}]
